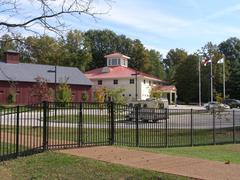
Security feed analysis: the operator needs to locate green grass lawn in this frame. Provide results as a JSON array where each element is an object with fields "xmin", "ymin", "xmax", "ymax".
[
  {"xmin": 131, "ymin": 144, "xmax": 240, "ymax": 164},
  {"xmin": 49, "ymin": 114, "xmax": 110, "ymax": 124},
  {"xmin": 0, "ymin": 152, "xmax": 186, "ymax": 180},
  {"xmin": 1, "ymin": 124, "xmax": 237, "ymax": 148}
]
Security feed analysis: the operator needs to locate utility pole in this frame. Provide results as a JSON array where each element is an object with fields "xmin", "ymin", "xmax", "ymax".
[
  {"xmin": 131, "ymin": 70, "xmax": 140, "ymax": 101},
  {"xmin": 223, "ymin": 57, "xmax": 226, "ymax": 100},
  {"xmin": 210, "ymin": 59, "xmax": 213, "ymax": 102},
  {"xmin": 198, "ymin": 56, "xmax": 202, "ymax": 106}
]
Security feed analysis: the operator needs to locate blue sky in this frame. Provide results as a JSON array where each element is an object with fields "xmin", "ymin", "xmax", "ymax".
[
  {"xmin": 79, "ymin": 0, "xmax": 240, "ymax": 56},
  {"xmin": 1, "ymin": 0, "xmax": 240, "ymax": 57}
]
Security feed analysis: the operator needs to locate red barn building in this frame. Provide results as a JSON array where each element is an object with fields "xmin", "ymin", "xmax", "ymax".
[{"xmin": 0, "ymin": 50, "xmax": 93, "ymax": 104}]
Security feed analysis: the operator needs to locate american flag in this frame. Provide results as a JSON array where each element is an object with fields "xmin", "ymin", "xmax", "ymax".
[{"xmin": 201, "ymin": 57, "xmax": 212, "ymax": 66}]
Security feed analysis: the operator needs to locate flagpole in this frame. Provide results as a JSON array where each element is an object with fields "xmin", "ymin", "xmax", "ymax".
[
  {"xmin": 223, "ymin": 57, "xmax": 225, "ymax": 100},
  {"xmin": 210, "ymin": 59, "xmax": 213, "ymax": 102},
  {"xmin": 199, "ymin": 56, "xmax": 201, "ymax": 106}
]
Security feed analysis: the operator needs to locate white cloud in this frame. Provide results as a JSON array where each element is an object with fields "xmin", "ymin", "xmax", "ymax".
[{"xmin": 103, "ymin": 2, "xmax": 190, "ymax": 37}]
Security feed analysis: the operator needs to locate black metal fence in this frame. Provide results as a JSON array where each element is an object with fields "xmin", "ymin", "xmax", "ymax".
[{"xmin": 1, "ymin": 101, "xmax": 240, "ymax": 161}]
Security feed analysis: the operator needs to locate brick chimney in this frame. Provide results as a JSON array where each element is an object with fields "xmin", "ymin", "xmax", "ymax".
[{"xmin": 4, "ymin": 50, "xmax": 20, "ymax": 64}]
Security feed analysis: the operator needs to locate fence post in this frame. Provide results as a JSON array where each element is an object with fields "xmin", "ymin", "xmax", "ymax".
[
  {"xmin": 78, "ymin": 102, "xmax": 83, "ymax": 147},
  {"xmin": 135, "ymin": 105, "xmax": 139, "ymax": 147},
  {"xmin": 165, "ymin": 108, "xmax": 168, "ymax": 148},
  {"xmin": 110, "ymin": 101, "xmax": 115, "ymax": 145},
  {"xmin": 16, "ymin": 105, "xmax": 20, "ymax": 157},
  {"xmin": 213, "ymin": 109, "xmax": 216, "ymax": 145},
  {"xmin": 43, "ymin": 101, "xmax": 48, "ymax": 151},
  {"xmin": 191, "ymin": 109, "xmax": 193, "ymax": 146},
  {"xmin": 233, "ymin": 110, "xmax": 236, "ymax": 144}
]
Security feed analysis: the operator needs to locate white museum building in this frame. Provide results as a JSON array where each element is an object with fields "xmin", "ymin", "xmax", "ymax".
[{"xmin": 84, "ymin": 53, "xmax": 177, "ymax": 104}]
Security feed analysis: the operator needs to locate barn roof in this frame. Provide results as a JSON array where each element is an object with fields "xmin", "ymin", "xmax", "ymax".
[{"xmin": 0, "ymin": 62, "xmax": 93, "ymax": 86}]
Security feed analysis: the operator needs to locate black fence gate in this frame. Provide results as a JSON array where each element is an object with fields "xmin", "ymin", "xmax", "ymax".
[{"xmin": 46, "ymin": 102, "xmax": 112, "ymax": 149}]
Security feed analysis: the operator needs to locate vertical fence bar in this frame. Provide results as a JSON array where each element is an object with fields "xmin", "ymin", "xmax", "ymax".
[
  {"xmin": 213, "ymin": 109, "xmax": 216, "ymax": 145},
  {"xmin": 110, "ymin": 102, "xmax": 115, "ymax": 145},
  {"xmin": 233, "ymin": 110, "xmax": 236, "ymax": 144},
  {"xmin": 43, "ymin": 101, "xmax": 48, "ymax": 151},
  {"xmin": 78, "ymin": 102, "xmax": 83, "ymax": 147},
  {"xmin": 190, "ymin": 109, "xmax": 193, "ymax": 146},
  {"xmin": 135, "ymin": 105, "xmax": 139, "ymax": 147},
  {"xmin": 15, "ymin": 105, "xmax": 20, "ymax": 157},
  {"xmin": 165, "ymin": 108, "xmax": 168, "ymax": 147}
]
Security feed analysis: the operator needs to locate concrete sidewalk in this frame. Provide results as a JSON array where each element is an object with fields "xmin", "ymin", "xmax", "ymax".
[{"xmin": 60, "ymin": 146, "xmax": 240, "ymax": 180}]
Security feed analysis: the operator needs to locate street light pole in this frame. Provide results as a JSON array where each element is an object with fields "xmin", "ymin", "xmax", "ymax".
[
  {"xmin": 48, "ymin": 66, "xmax": 57, "ymax": 102},
  {"xmin": 54, "ymin": 65, "xmax": 57, "ymax": 102}
]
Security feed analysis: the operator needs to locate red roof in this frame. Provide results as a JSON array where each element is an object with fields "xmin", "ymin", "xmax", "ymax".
[
  {"xmin": 84, "ymin": 66, "xmax": 164, "ymax": 82},
  {"xmin": 157, "ymin": 85, "xmax": 176, "ymax": 91}
]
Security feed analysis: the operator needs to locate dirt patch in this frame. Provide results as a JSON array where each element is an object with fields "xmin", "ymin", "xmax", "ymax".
[
  {"xmin": 0, "ymin": 164, "xmax": 12, "ymax": 180},
  {"xmin": 223, "ymin": 144, "xmax": 240, "ymax": 153},
  {"xmin": 60, "ymin": 146, "xmax": 240, "ymax": 180},
  {"xmin": 0, "ymin": 132, "xmax": 74, "ymax": 148}
]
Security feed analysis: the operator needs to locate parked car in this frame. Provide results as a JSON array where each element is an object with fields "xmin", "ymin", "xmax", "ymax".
[
  {"xmin": 204, "ymin": 101, "xmax": 230, "ymax": 110},
  {"xmin": 223, "ymin": 99, "xmax": 240, "ymax": 109}
]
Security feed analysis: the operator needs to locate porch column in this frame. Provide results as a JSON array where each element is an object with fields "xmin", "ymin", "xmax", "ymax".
[{"xmin": 169, "ymin": 91, "xmax": 172, "ymax": 105}]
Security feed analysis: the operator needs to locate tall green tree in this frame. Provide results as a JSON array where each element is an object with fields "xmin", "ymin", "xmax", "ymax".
[
  {"xmin": 24, "ymin": 35, "xmax": 62, "ymax": 65},
  {"xmin": 146, "ymin": 49, "xmax": 165, "ymax": 79},
  {"xmin": 61, "ymin": 30, "xmax": 92, "ymax": 71},
  {"xmin": 200, "ymin": 42, "xmax": 229, "ymax": 101},
  {"xmin": 175, "ymin": 55, "xmax": 198, "ymax": 104},
  {"xmin": 84, "ymin": 29, "xmax": 120, "ymax": 69},
  {"xmin": 128, "ymin": 39, "xmax": 150, "ymax": 72},
  {"xmin": 164, "ymin": 48, "xmax": 188, "ymax": 83},
  {"xmin": 219, "ymin": 37, "xmax": 240, "ymax": 99}
]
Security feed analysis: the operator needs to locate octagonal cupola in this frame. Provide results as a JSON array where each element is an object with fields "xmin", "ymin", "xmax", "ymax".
[{"xmin": 104, "ymin": 53, "xmax": 130, "ymax": 67}]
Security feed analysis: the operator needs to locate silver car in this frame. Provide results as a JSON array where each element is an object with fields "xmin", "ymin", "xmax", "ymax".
[{"xmin": 204, "ymin": 101, "xmax": 230, "ymax": 110}]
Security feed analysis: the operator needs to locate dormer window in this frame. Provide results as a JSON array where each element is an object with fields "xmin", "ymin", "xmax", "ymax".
[{"xmin": 111, "ymin": 58, "xmax": 118, "ymax": 66}]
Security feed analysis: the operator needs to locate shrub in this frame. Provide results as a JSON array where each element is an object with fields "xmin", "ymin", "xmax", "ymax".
[
  {"xmin": 56, "ymin": 82, "xmax": 72, "ymax": 106},
  {"xmin": 150, "ymin": 89, "xmax": 163, "ymax": 99},
  {"xmin": 32, "ymin": 76, "xmax": 53, "ymax": 102},
  {"xmin": 81, "ymin": 91, "xmax": 88, "ymax": 102},
  {"xmin": 107, "ymin": 88, "xmax": 126, "ymax": 104},
  {"xmin": 95, "ymin": 87, "xmax": 106, "ymax": 103},
  {"xmin": 7, "ymin": 85, "xmax": 16, "ymax": 104}
]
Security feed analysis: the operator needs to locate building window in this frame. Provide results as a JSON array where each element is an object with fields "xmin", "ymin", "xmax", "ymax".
[
  {"xmin": 112, "ymin": 58, "xmax": 118, "ymax": 66},
  {"xmin": 122, "ymin": 94, "xmax": 125, "ymax": 97},
  {"xmin": 130, "ymin": 79, "xmax": 134, "ymax": 84},
  {"xmin": 144, "ymin": 80, "xmax": 146, "ymax": 84},
  {"xmin": 118, "ymin": 59, "xmax": 120, "ymax": 65},
  {"xmin": 129, "ymin": 94, "xmax": 132, "ymax": 97},
  {"xmin": 98, "ymin": 80, "xmax": 102, "ymax": 85},
  {"xmin": 149, "ymin": 80, "xmax": 152, "ymax": 85},
  {"xmin": 113, "ymin": 80, "xmax": 118, "ymax": 84}
]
